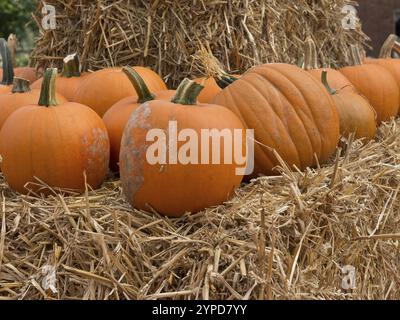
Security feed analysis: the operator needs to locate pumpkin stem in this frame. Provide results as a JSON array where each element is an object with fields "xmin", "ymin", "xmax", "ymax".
[
  {"xmin": 38, "ymin": 68, "xmax": 59, "ymax": 107},
  {"xmin": 349, "ymin": 44, "xmax": 363, "ymax": 66},
  {"xmin": 61, "ymin": 53, "xmax": 81, "ymax": 78},
  {"xmin": 122, "ymin": 67, "xmax": 155, "ymax": 103},
  {"xmin": 0, "ymin": 38, "xmax": 14, "ymax": 85},
  {"xmin": 12, "ymin": 78, "xmax": 31, "ymax": 93},
  {"xmin": 172, "ymin": 79, "xmax": 204, "ymax": 105},
  {"xmin": 379, "ymin": 34, "xmax": 397, "ymax": 59},
  {"xmin": 321, "ymin": 70, "xmax": 337, "ymax": 96},
  {"xmin": 216, "ymin": 76, "xmax": 238, "ymax": 89},
  {"xmin": 303, "ymin": 37, "xmax": 318, "ymax": 70}
]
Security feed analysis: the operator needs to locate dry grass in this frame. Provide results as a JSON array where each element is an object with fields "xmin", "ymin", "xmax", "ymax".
[
  {"xmin": 1, "ymin": 119, "xmax": 399, "ymax": 300},
  {"xmin": 30, "ymin": 0, "xmax": 369, "ymax": 87}
]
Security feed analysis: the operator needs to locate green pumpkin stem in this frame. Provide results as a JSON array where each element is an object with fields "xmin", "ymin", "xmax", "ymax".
[
  {"xmin": 12, "ymin": 78, "xmax": 31, "ymax": 93},
  {"xmin": 122, "ymin": 67, "xmax": 155, "ymax": 103},
  {"xmin": 321, "ymin": 70, "xmax": 337, "ymax": 96},
  {"xmin": 216, "ymin": 75, "xmax": 238, "ymax": 89},
  {"xmin": 303, "ymin": 37, "xmax": 318, "ymax": 70},
  {"xmin": 61, "ymin": 53, "xmax": 81, "ymax": 78},
  {"xmin": 172, "ymin": 79, "xmax": 204, "ymax": 105},
  {"xmin": 38, "ymin": 68, "xmax": 59, "ymax": 107},
  {"xmin": 0, "ymin": 38, "xmax": 14, "ymax": 85}
]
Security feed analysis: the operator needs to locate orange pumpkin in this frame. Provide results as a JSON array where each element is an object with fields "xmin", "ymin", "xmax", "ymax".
[
  {"xmin": 321, "ymin": 71, "xmax": 376, "ymax": 140},
  {"xmin": 0, "ymin": 38, "xmax": 14, "ymax": 94},
  {"xmin": 340, "ymin": 45, "xmax": 399, "ymax": 124},
  {"xmin": 213, "ymin": 63, "xmax": 340, "ymax": 176},
  {"xmin": 32, "ymin": 53, "xmax": 88, "ymax": 100},
  {"xmin": 303, "ymin": 37, "xmax": 355, "ymax": 93},
  {"xmin": 0, "ymin": 78, "xmax": 67, "ymax": 130},
  {"xmin": 73, "ymin": 67, "xmax": 167, "ymax": 117},
  {"xmin": 103, "ymin": 67, "xmax": 175, "ymax": 173},
  {"xmin": 119, "ymin": 79, "xmax": 246, "ymax": 217},
  {"xmin": 0, "ymin": 68, "xmax": 110, "ymax": 195}
]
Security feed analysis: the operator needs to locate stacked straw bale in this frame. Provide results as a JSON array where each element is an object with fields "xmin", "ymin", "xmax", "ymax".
[
  {"xmin": 31, "ymin": 0, "xmax": 369, "ymax": 87},
  {"xmin": 1, "ymin": 120, "xmax": 400, "ymax": 300}
]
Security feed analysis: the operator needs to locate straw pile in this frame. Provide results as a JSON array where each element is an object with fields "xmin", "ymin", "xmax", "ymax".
[
  {"xmin": 30, "ymin": 0, "xmax": 369, "ymax": 87},
  {"xmin": 1, "ymin": 118, "xmax": 400, "ymax": 300}
]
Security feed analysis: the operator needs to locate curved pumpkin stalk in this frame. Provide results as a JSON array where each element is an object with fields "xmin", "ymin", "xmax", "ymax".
[
  {"xmin": 122, "ymin": 66, "xmax": 155, "ymax": 103},
  {"xmin": 379, "ymin": 34, "xmax": 398, "ymax": 59},
  {"xmin": 321, "ymin": 70, "xmax": 337, "ymax": 95},
  {"xmin": 0, "ymin": 38, "xmax": 15, "ymax": 85},
  {"xmin": 172, "ymin": 78, "xmax": 204, "ymax": 105}
]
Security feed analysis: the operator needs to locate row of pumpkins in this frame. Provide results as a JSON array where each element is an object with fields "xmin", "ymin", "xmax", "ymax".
[{"xmin": 0, "ymin": 34, "xmax": 400, "ymax": 217}]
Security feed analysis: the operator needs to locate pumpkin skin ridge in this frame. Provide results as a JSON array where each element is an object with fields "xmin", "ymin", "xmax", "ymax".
[
  {"xmin": 213, "ymin": 63, "xmax": 340, "ymax": 175},
  {"xmin": 248, "ymin": 69, "xmax": 326, "ymax": 167},
  {"xmin": 249, "ymin": 64, "xmax": 334, "ymax": 166},
  {"xmin": 236, "ymin": 72, "xmax": 305, "ymax": 168}
]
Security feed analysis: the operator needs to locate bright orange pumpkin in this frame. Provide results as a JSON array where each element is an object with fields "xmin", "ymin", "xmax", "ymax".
[
  {"xmin": 103, "ymin": 67, "xmax": 175, "ymax": 172},
  {"xmin": 340, "ymin": 45, "xmax": 399, "ymax": 124},
  {"xmin": 32, "ymin": 53, "xmax": 89, "ymax": 100},
  {"xmin": 119, "ymin": 79, "xmax": 246, "ymax": 217},
  {"xmin": 213, "ymin": 63, "xmax": 340, "ymax": 176},
  {"xmin": 193, "ymin": 75, "xmax": 239, "ymax": 103},
  {"xmin": 0, "ymin": 68, "xmax": 110, "ymax": 195},
  {"xmin": 73, "ymin": 67, "xmax": 167, "ymax": 117},
  {"xmin": 0, "ymin": 78, "xmax": 67, "ymax": 130},
  {"xmin": 321, "ymin": 71, "xmax": 376, "ymax": 140},
  {"xmin": 303, "ymin": 37, "xmax": 355, "ymax": 93}
]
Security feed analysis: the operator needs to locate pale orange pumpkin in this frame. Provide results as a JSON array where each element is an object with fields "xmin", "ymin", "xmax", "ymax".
[{"xmin": 119, "ymin": 79, "xmax": 246, "ymax": 217}]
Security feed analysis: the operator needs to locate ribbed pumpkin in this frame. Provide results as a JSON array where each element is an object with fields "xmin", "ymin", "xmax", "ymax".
[
  {"xmin": 31, "ymin": 53, "xmax": 88, "ymax": 100},
  {"xmin": 321, "ymin": 71, "xmax": 376, "ymax": 140},
  {"xmin": 340, "ymin": 45, "xmax": 399, "ymax": 124},
  {"xmin": 364, "ymin": 34, "xmax": 400, "ymax": 114},
  {"xmin": 0, "ymin": 38, "xmax": 14, "ymax": 94},
  {"xmin": 213, "ymin": 63, "xmax": 340, "ymax": 176},
  {"xmin": 73, "ymin": 67, "xmax": 167, "ymax": 117},
  {"xmin": 0, "ymin": 68, "xmax": 110, "ymax": 195},
  {"xmin": 103, "ymin": 67, "xmax": 175, "ymax": 172},
  {"xmin": 303, "ymin": 37, "xmax": 355, "ymax": 93},
  {"xmin": 0, "ymin": 78, "xmax": 67, "ymax": 130},
  {"xmin": 120, "ymin": 79, "xmax": 246, "ymax": 217}
]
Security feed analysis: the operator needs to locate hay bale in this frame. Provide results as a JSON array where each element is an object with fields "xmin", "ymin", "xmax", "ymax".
[
  {"xmin": 31, "ymin": 0, "xmax": 369, "ymax": 87},
  {"xmin": 1, "ymin": 119, "xmax": 400, "ymax": 300}
]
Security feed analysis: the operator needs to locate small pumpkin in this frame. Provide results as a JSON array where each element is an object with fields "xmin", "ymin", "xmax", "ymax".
[
  {"xmin": 340, "ymin": 45, "xmax": 399, "ymax": 124},
  {"xmin": 73, "ymin": 67, "xmax": 167, "ymax": 117},
  {"xmin": 193, "ymin": 76, "xmax": 239, "ymax": 103},
  {"xmin": 0, "ymin": 77, "xmax": 67, "ymax": 130},
  {"xmin": 213, "ymin": 63, "xmax": 340, "ymax": 176},
  {"xmin": 31, "ymin": 53, "xmax": 88, "ymax": 100},
  {"xmin": 0, "ymin": 68, "xmax": 110, "ymax": 195},
  {"xmin": 103, "ymin": 67, "xmax": 175, "ymax": 172},
  {"xmin": 0, "ymin": 38, "xmax": 14, "ymax": 94},
  {"xmin": 321, "ymin": 70, "xmax": 376, "ymax": 140},
  {"xmin": 303, "ymin": 37, "xmax": 355, "ymax": 93},
  {"xmin": 119, "ymin": 79, "xmax": 246, "ymax": 217}
]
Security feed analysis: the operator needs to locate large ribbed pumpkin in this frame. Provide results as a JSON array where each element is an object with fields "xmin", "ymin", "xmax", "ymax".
[
  {"xmin": 213, "ymin": 63, "xmax": 340, "ymax": 176},
  {"xmin": 103, "ymin": 67, "xmax": 175, "ymax": 172},
  {"xmin": 73, "ymin": 67, "xmax": 167, "ymax": 117},
  {"xmin": 340, "ymin": 45, "xmax": 399, "ymax": 124},
  {"xmin": 32, "ymin": 53, "xmax": 89, "ymax": 100},
  {"xmin": 119, "ymin": 79, "xmax": 246, "ymax": 217},
  {"xmin": 0, "ymin": 68, "xmax": 110, "ymax": 195},
  {"xmin": 303, "ymin": 37, "xmax": 355, "ymax": 93}
]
